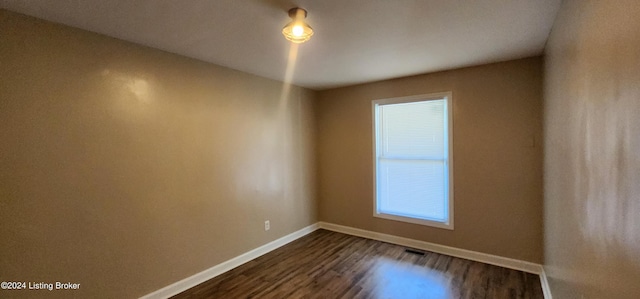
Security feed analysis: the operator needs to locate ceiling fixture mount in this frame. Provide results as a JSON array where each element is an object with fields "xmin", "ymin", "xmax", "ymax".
[{"xmin": 282, "ymin": 7, "xmax": 314, "ymax": 43}]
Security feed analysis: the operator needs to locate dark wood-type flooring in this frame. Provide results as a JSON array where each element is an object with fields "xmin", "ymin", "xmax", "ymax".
[{"xmin": 172, "ymin": 229, "xmax": 543, "ymax": 299}]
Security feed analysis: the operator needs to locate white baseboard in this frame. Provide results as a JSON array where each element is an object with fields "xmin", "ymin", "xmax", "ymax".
[
  {"xmin": 141, "ymin": 221, "xmax": 549, "ymax": 299},
  {"xmin": 139, "ymin": 223, "xmax": 319, "ymax": 299},
  {"xmin": 318, "ymin": 221, "xmax": 543, "ymax": 275},
  {"xmin": 540, "ymin": 267, "xmax": 553, "ymax": 299}
]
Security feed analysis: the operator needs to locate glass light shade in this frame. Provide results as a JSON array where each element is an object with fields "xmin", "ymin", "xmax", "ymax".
[{"xmin": 282, "ymin": 8, "xmax": 314, "ymax": 43}]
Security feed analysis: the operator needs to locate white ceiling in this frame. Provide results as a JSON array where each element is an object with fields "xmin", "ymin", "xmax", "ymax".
[{"xmin": 0, "ymin": 0, "xmax": 562, "ymax": 90}]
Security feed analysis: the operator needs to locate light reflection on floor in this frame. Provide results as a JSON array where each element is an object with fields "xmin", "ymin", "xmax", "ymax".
[{"xmin": 371, "ymin": 256, "xmax": 451, "ymax": 299}]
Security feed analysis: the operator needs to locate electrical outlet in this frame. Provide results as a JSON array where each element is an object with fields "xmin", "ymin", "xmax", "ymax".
[{"xmin": 264, "ymin": 220, "xmax": 270, "ymax": 231}]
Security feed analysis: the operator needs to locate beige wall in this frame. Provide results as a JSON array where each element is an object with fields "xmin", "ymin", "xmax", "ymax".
[
  {"xmin": 0, "ymin": 10, "xmax": 316, "ymax": 298},
  {"xmin": 316, "ymin": 57, "xmax": 543, "ymax": 263},
  {"xmin": 543, "ymin": 1, "xmax": 640, "ymax": 298}
]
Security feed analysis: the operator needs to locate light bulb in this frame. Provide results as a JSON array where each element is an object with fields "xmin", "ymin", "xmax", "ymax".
[{"xmin": 292, "ymin": 25, "xmax": 304, "ymax": 37}]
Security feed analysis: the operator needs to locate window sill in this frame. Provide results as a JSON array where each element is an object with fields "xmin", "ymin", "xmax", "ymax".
[{"xmin": 373, "ymin": 212, "xmax": 454, "ymax": 230}]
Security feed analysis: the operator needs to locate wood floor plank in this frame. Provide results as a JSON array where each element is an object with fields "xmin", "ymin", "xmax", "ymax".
[{"xmin": 171, "ymin": 230, "xmax": 544, "ymax": 299}]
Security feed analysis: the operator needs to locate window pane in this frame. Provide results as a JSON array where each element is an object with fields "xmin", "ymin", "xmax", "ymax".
[
  {"xmin": 378, "ymin": 159, "xmax": 447, "ymax": 221},
  {"xmin": 380, "ymin": 100, "xmax": 445, "ymax": 159}
]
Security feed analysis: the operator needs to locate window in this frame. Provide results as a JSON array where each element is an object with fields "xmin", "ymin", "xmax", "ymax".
[{"xmin": 372, "ymin": 92, "xmax": 453, "ymax": 229}]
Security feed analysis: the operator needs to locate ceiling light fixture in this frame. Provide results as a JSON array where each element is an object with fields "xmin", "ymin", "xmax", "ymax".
[{"xmin": 282, "ymin": 7, "xmax": 314, "ymax": 43}]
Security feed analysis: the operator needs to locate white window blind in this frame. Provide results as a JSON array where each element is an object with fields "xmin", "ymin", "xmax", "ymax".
[{"xmin": 373, "ymin": 93, "xmax": 453, "ymax": 229}]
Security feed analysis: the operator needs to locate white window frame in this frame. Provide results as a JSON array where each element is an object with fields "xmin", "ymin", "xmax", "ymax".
[{"xmin": 372, "ymin": 92, "xmax": 454, "ymax": 230}]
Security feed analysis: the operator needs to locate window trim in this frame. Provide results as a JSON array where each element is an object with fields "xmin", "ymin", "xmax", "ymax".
[{"xmin": 371, "ymin": 92, "xmax": 454, "ymax": 230}]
